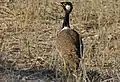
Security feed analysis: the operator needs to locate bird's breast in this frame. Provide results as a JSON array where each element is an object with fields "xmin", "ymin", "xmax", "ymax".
[{"xmin": 57, "ymin": 29, "xmax": 78, "ymax": 53}]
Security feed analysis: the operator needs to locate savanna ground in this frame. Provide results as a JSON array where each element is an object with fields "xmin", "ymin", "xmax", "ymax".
[{"xmin": 0, "ymin": 0, "xmax": 120, "ymax": 82}]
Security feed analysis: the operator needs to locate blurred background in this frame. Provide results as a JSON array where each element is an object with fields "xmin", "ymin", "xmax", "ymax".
[{"xmin": 0, "ymin": 0, "xmax": 120, "ymax": 81}]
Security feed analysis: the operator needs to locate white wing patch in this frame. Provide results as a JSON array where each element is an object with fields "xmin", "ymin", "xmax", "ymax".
[{"xmin": 65, "ymin": 5, "xmax": 71, "ymax": 10}]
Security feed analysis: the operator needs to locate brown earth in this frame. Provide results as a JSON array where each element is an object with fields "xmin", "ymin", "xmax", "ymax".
[{"xmin": 0, "ymin": 0, "xmax": 120, "ymax": 82}]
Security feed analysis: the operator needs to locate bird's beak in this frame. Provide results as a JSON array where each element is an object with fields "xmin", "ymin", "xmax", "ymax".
[
  {"xmin": 60, "ymin": 2, "xmax": 65, "ymax": 7},
  {"xmin": 55, "ymin": 2, "xmax": 64, "ymax": 7}
]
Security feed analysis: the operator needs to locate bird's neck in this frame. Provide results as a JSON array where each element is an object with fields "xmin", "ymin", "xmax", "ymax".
[{"xmin": 62, "ymin": 13, "xmax": 70, "ymax": 28}]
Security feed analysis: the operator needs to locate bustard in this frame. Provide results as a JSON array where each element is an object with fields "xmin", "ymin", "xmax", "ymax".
[{"xmin": 56, "ymin": 2, "xmax": 83, "ymax": 70}]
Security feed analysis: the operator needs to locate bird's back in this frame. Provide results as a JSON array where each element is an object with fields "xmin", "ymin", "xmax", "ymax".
[{"xmin": 57, "ymin": 28, "xmax": 81, "ymax": 68}]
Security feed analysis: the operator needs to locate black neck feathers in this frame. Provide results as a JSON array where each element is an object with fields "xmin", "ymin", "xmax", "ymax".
[{"xmin": 62, "ymin": 12, "xmax": 70, "ymax": 28}]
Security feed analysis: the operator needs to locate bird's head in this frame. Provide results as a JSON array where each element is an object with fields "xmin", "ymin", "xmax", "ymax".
[{"xmin": 60, "ymin": 2, "xmax": 73, "ymax": 14}]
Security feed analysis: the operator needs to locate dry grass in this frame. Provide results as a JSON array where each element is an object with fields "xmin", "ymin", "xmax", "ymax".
[{"xmin": 0, "ymin": 0, "xmax": 120, "ymax": 82}]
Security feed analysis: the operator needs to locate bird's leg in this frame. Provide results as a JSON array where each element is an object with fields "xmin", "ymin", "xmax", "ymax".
[
  {"xmin": 63, "ymin": 58, "xmax": 67, "ymax": 73},
  {"xmin": 76, "ymin": 62, "xmax": 79, "ymax": 70},
  {"xmin": 59, "ymin": 53, "xmax": 67, "ymax": 73}
]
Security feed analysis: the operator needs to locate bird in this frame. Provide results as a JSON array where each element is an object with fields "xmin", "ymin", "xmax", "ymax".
[{"xmin": 56, "ymin": 2, "xmax": 83, "ymax": 70}]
